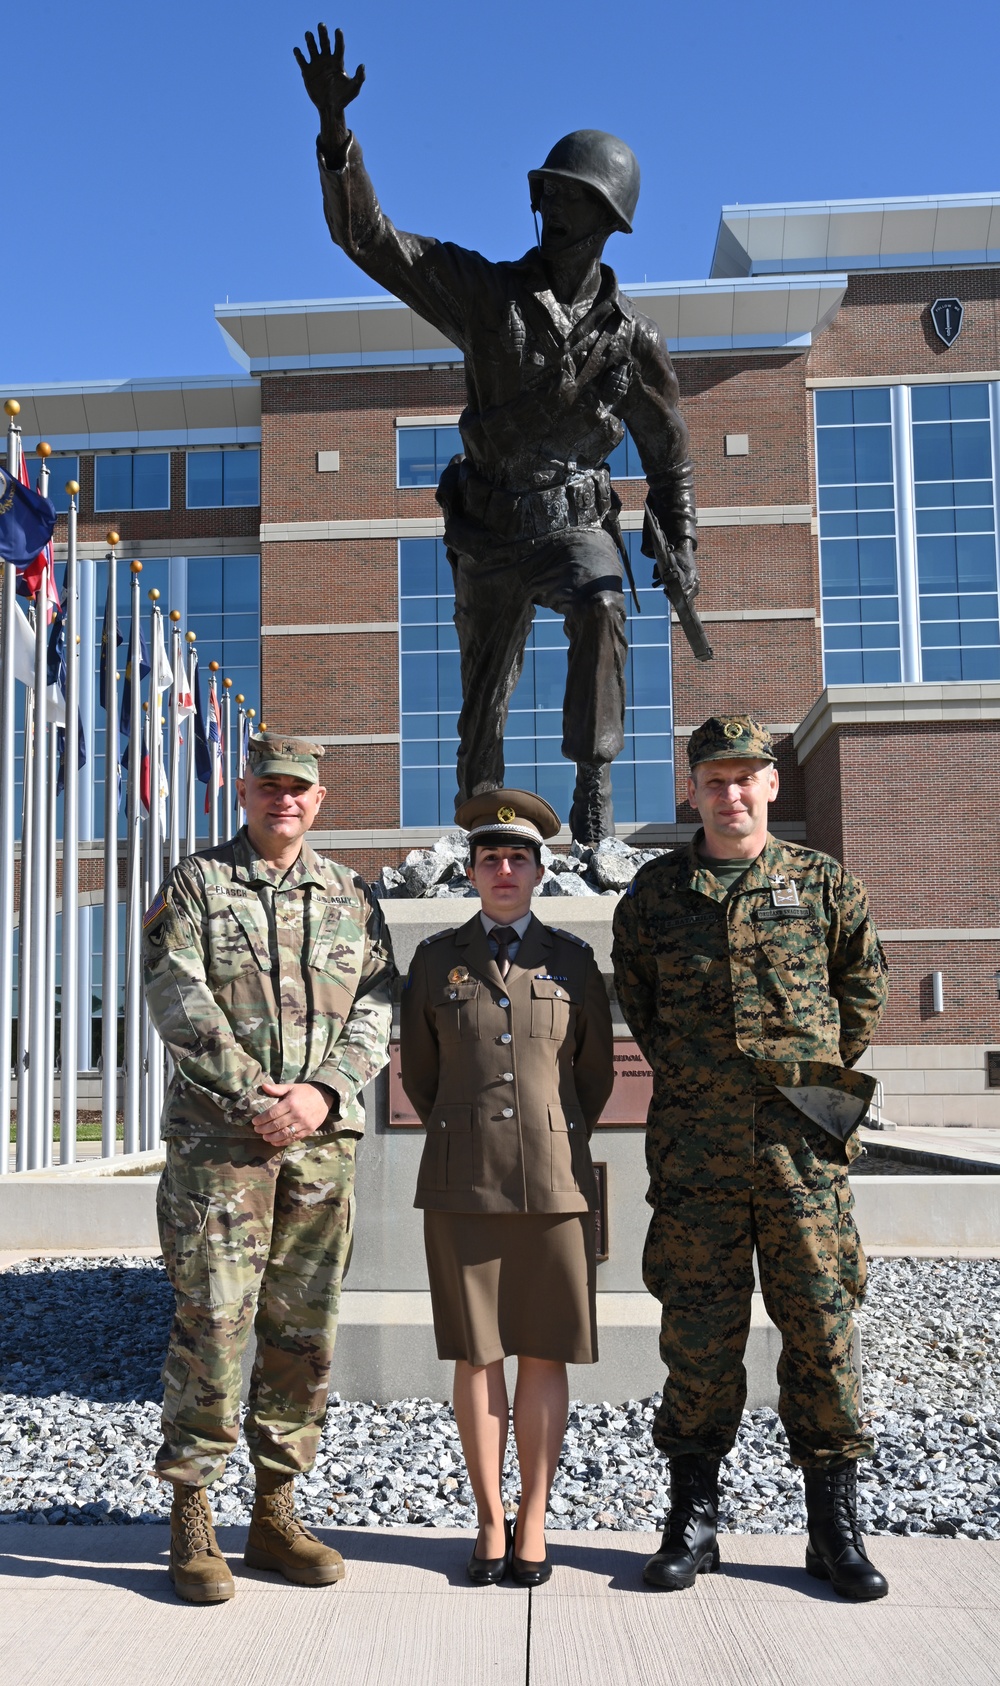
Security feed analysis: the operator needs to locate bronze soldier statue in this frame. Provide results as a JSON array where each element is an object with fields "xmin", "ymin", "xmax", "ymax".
[{"xmin": 296, "ymin": 25, "xmax": 704, "ymax": 844}]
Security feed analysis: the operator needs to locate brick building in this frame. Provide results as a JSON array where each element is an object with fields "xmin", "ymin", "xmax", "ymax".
[{"xmin": 8, "ymin": 190, "xmax": 1000, "ymax": 1123}]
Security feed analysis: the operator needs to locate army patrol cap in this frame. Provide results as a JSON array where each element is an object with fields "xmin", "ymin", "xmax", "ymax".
[
  {"xmin": 455, "ymin": 787, "xmax": 561, "ymax": 847},
  {"xmin": 687, "ymin": 716, "xmax": 777, "ymax": 770},
  {"xmin": 245, "ymin": 731, "xmax": 326, "ymax": 785}
]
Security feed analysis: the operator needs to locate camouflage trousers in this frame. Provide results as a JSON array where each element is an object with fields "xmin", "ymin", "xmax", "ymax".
[
  {"xmin": 642, "ymin": 1087, "xmax": 873, "ymax": 1469},
  {"xmin": 155, "ymin": 1131, "xmax": 356, "ymax": 1487}
]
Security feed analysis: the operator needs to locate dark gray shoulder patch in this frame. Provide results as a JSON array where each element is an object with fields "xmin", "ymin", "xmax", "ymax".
[
  {"xmin": 549, "ymin": 927, "xmax": 589, "ymax": 949},
  {"xmin": 421, "ymin": 927, "xmax": 459, "ymax": 945}
]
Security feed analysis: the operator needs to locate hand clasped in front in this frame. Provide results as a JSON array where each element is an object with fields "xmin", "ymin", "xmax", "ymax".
[{"xmin": 252, "ymin": 1080, "xmax": 333, "ymax": 1146}]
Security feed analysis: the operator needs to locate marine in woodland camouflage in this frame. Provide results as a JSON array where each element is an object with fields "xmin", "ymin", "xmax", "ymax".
[
  {"xmin": 611, "ymin": 832, "xmax": 888, "ymax": 1467},
  {"xmin": 142, "ymin": 827, "xmax": 394, "ymax": 1138}
]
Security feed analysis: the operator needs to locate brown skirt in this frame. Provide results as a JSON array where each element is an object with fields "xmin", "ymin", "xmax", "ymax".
[{"xmin": 423, "ymin": 1209, "xmax": 598, "ymax": 1367}]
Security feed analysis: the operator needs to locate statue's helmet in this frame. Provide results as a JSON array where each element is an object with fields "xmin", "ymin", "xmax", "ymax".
[{"xmin": 528, "ymin": 130, "xmax": 640, "ymax": 234}]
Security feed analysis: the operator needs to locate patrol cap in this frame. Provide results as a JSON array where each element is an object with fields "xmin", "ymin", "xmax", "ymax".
[
  {"xmin": 455, "ymin": 787, "xmax": 561, "ymax": 848},
  {"xmin": 244, "ymin": 731, "xmax": 325, "ymax": 785},
  {"xmin": 687, "ymin": 716, "xmax": 777, "ymax": 770}
]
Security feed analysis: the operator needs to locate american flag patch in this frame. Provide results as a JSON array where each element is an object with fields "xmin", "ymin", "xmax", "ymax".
[{"xmin": 143, "ymin": 890, "xmax": 167, "ymax": 930}]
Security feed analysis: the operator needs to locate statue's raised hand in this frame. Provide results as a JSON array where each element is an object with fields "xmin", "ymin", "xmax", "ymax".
[{"xmin": 294, "ymin": 24, "xmax": 365, "ymax": 158}]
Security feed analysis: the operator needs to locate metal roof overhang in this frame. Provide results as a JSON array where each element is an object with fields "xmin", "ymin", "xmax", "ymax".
[
  {"xmin": 711, "ymin": 192, "xmax": 1000, "ymax": 278},
  {"xmin": 214, "ymin": 274, "xmax": 847, "ymax": 371},
  {"xmin": 4, "ymin": 376, "xmax": 261, "ymax": 454}
]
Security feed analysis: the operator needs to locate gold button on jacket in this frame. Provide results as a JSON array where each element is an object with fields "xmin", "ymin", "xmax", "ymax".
[{"xmin": 400, "ymin": 913, "xmax": 614, "ymax": 1215}]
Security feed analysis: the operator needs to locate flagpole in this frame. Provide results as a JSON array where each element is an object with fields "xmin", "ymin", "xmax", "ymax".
[
  {"xmin": 123, "ymin": 560, "xmax": 143, "ymax": 1156},
  {"xmin": 44, "ymin": 717, "xmax": 58, "ymax": 1167},
  {"xmin": 101, "ymin": 533, "xmax": 120, "ymax": 1159},
  {"xmin": 60, "ymin": 480, "xmax": 81, "ymax": 1162},
  {"xmin": 0, "ymin": 399, "xmax": 22, "ymax": 1174},
  {"xmin": 242, "ymin": 708, "xmax": 254, "ymax": 827},
  {"xmin": 26, "ymin": 447, "xmax": 51, "ymax": 1170},
  {"xmin": 235, "ymin": 695, "xmax": 246, "ymax": 835},
  {"xmin": 168, "ymin": 610, "xmax": 182, "ymax": 871},
  {"xmin": 185, "ymin": 634, "xmax": 198, "ymax": 854},
  {"xmin": 144, "ymin": 593, "xmax": 164, "ymax": 1150},
  {"xmin": 16, "ymin": 616, "xmax": 34, "ymax": 1170},
  {"xmin": 222, "ymin": 677, "xmax": 233, "ymax": 841},
  {"xmin": 208, "ymin": 661, "xmax": 220, "ymax": 847}
]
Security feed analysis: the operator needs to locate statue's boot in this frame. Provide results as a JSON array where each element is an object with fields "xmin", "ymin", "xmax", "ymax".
[
  {"xmin": 642, "ymin": 1455, "xmax": 721, "ymax": 1590},
  {"xmin": 244, "ymin": 1469, "xmax": 345, "ymax": 1586},
  {"xmin": 168, "ymin": 1482, "xmax": 235, "ymax": 1603},
  {"xmin": 569, "ymin": 761, "xmax": 614, "ymax": 846},
  {"xmin": 803, "ymin": 1464, "xmax": 888, "ymax": 1600}
]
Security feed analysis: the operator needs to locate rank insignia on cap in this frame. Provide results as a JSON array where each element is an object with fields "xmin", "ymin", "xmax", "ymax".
[
  {"xmin": 448, "ymin": 966, "xmax": 469, "ymax": 984},
  {"xmin": 496, "ymin": 805, "xmax": 516, "ymax": 823},
  {"xmin": 723, "ymin": 721, "xmax": 744, "ymax": 739}
]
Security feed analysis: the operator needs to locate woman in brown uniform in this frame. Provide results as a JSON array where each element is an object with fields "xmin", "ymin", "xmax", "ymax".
[{"xmin": 400, "ymin": 790, "xmax": 614, "ymax": 1585}]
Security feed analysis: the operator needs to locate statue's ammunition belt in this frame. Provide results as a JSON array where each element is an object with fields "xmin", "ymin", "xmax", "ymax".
[{"xmin": 457, "ymin": 462, "xmax": 614, "ymax": 543}]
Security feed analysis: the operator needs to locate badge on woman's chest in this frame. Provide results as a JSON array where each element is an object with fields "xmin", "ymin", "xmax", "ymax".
[{"xmin": 448, "ymin": 966, "xmax": 470, "ymax": 985}]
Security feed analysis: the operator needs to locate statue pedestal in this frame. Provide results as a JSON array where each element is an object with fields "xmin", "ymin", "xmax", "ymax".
[{"xmin": 244, "ymin": 897, "xmax": 788, "ymax": 1405}]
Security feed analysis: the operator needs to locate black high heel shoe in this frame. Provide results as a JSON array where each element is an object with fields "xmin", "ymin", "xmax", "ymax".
[
  {"xmin": 466, "ymin": 1515, "xmax": 512, "ymax": 1586},
  {"xmin": 509, "ymin": 1509, "xmax": 551, "ymax": 1587}
]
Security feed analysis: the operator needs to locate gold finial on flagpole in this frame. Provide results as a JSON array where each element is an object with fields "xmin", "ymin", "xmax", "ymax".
[
  {"xmin": 185, "ymin": 629, "xmax": 196, "ymax": 642},
  {"xmin": 223, "ymin": 677, "xmax": 232, "ymax": 689},
  {"xmin": 169, "ymin": 609, "xmax": 181, "ymax": 622},
  {"xmin": 130, "ymin": 560, "xmax": 142, "ymax": 575},
  {"xmin": 36, "ymin": 442, "xmax": 51, "ymax": 458},
  {"xmin": 209, "ymin": 660, "xmax": 219, "ymax": 672},
  {"xmin": 3, "ymin": 400, "xmax": 20, "ymax": 416},
  {"xmin": 148, "ymin": 588, "xmax": 160, "ymax": 602},
  {"xmin": 66, "ymin": 480, "xmax": 80, "ymax": 497},
  {"xmin": 106, "ymin": 530, "xmax": 120, "ymax": 547}
]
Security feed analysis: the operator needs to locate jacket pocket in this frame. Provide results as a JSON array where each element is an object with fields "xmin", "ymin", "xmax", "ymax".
[
  {"xmin": 208, "ymin": 902, "xmax": 270, "ymax": 985},
  {"xmin": 436, "ymin": 982, "xmax": 480, "ymax": 1042},
  {"xmin": 419, "ymin": 1103, "xmax": 474, "ymax": 1194},
  {"xmin": 530, "ymin": 978, "xmax": 571, "ymax": 1039},
  {"xmin": 548, "ymin": 1102, "xmax": 582, "ymax": 1194},
  {"xmin": 835, "ymin": 1180, "xmax": 867, "ymax": 1307},
  {"xmin": 156, "ymin": 1172, "xmax": 249, "ymax": 1310}
]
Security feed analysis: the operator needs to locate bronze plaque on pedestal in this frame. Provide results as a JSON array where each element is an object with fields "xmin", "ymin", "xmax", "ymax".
[{"xmin": 386, "ymin": 1040, "xmax": 651, "ymax": 1128}]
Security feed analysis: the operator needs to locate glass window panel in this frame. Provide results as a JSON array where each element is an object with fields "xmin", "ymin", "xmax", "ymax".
[
  {"xmin": 131, "ymin": 453, "xmax": 170, "ymax": 510},
  {"xmin": 860, "ymin": 596, "xmax": 900, "ymax": 623},
  {"xmin": 820, "ymin": 544, "xmax": 861, "ymax": 594},
  {"xmin": 222, "ymin": 556, "xmax": 260, "ymax": 612},
  {"xmin": 962, "ymin": 592, "xmax": 999, "ymax": 620},
  {"xmin": 187, "ymin": 557, "xmax": 224, "ymax": 613},
  {"xmin": 857, "ymin": 540, "xmax": 898, "ymax": 594},
  {"xmin": 187, "ymin": 451, "xmax": 224, "ymax": 508},
  {"xmin": 400, "ymin": 537, "xmax": 440, "ymax": 597},
  {"xmin": 960, "ymin": 619, "xmax": 1000, "ymax": 647},
  {"xmin": 823, "ymin": 596, "xmax": 862, "ymax": 624},
  {"xmin": 862, "ymin": 650, "xmax": 902, "ymax": 682},
  {"xmin": 921, "ymin": 648, "xmax": 963, "ymax": 682},
  {"xmin": 824, "ymin": 651, "xmax": 864, "ymax": 683},
  {"xmin": 94, "ymin": 455, "xmax": 133, "ymax": 510},
  {"xmin": 956, "ymin": 535, "xmax": 999, "ymax": 590},
  {"xmin": 910, "ymin": 386, "xmax": 952, "ymax": 422},
  {"xmin": 957, "ymin": 647, "xmax": 1000, "ymax": 679},
  {"xmin": 815, "ymin": 389, "xmax": 857, "ymax": 425},
  {"xmin": 948, "ymin": 384, "xmax": 990, "ymax": 420},
  {"xmin": 950, "ymin": 423, "xmax": 993, "ymax": 482},
  {"xmin": 223, "ymin": 449, "xmax": 260, "ymax": 506},
  {"xmin": 816, "ymin": 428, "xmax": 860, "ymax": 485},
  {"xmin": 825, "ymin": 623, "xmax": 863, "ymax": 650},
  {"xmin": 852, "ymin": 427, "xmax": 893, "ymax": 484},
  {"xmin": 852, "ymin": 388, "xmax": 892, "ymax": 425},
  {"xmin": 397, "ymin": 428, "xmax": 437, "ymax": 487}
]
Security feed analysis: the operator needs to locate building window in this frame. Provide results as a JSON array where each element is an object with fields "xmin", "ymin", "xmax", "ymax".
[
  {"xmin": 911, "ymin": 385, "xmax": 999, "ymax": 682},
  {"xmin": 94, "ymin": 452, "xmax": 170, "ymax": 512},
  {"xmin": 186, "ymin": 448, "xmax": 260, "ymax": 508},
  {"xmin": 605, "ymin": 427, "xmax": 644, "ymax": 479},
  {"xmin": 815, "ymin": 388, "xmax": 901, "ymax": 684},
  {"xmin": 397, "ymin": 425, "xmax": 463, "ymax": 488},
  {"xmin": 398, "ymin": 536, "xmax": 674, "ymax": 827},
  {"xmin": 815, "ymin": 382, "xmax": 1000, "ymax": 685}
]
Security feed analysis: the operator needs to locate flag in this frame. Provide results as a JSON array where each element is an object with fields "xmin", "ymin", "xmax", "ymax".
[
  {"xmin": 13, "ymin": 457, "xmax": 59, "ymax": 612},
  {"xmin": 174, "ymin": 643, "xmax": 195, "ymax": 720},
  {"xmin": 120, "ymin": 624, "xmax": 150, "ymax": 738},
  {"xmin": 204, "ymin": 677, "xmax": 223, "ymax": 813},
  {"xmin": 12, "ymin": 601, "xmax": 35, "ymax": 687},
  {"xmin": 152, "ymin": 617, "xmax": 173, "ymax": 704},
  {"xmin": 99, "ymin": 590, "xmax": 124, "ymax": 713},
  {"xmin": 46, "ymin": 609, "xmax": 67, "ymax": 726},
  {"xmin": 193, "ymin": 662, "xmax": 212, "ymax": 784},
  {"xmin": 0, "ymin": 462, "xmax": 56, "ymax": 565}
]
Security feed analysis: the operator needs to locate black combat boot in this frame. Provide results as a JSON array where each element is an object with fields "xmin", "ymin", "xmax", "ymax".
[
  {"xmin": 803, "ymin": 1463, "xmax": 889, "ymax": 1601},
  {"xmin": 569, "ymin": 761, "xmax": 614, "ymax": 847},
  {"xmin": 642, "ymin": 1454, "xmax": 721, "ymax": 1590}
]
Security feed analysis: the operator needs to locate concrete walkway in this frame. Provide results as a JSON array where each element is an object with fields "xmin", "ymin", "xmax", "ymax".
[{"xmin": 1, "ymin": 1525, "xmax": 999, "ymax": 1686}]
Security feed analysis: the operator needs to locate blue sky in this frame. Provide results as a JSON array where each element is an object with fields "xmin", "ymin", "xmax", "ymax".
[{"xmin": 5, "ymin": 0, "xmax": 999, "ymax": 386}]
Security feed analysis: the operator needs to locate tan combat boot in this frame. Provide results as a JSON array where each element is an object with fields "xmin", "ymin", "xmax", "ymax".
[
  {"xmin": 244, "ymin": 1468, "xmax": 345, "ymax": 1586},
  {"xmin": 168, "ymin": 1482, "xmax": 235, "ymax": 1603}
]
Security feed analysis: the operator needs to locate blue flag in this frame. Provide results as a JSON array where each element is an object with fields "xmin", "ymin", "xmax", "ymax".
[
  {"xmin": 0, "ymin": 464, "xmax": 56, "ymax": 565},
  {"xmin": 99, "ymin": 590, "xmax": 124, "ymax": 714},
  {"xmin": 119, "ymin": 624, "xmax": 150, "ymax": 739},
  {"xmin": 193, "ymin": 661, "xmax": 212, "ymax": 784}
]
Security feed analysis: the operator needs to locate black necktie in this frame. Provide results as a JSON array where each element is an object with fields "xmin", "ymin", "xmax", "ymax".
[{"xmin": 491, "ymin": 926, "xmax": 518, "ymax": 978}]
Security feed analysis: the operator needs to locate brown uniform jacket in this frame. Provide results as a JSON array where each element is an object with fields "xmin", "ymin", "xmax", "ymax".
[{"xmin": 400, "ymin": 913, "xmax": 615, "ymax": 1215}]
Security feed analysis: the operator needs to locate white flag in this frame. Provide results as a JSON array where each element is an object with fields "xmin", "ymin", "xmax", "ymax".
[
  {"xmin": 153, "ymin": 620, "xmax": 173, "ymax": 702},
  {"xmin": 13, "ymin": 602, "xmax": 35, "ymax": 688},
  {"xmin": 174, "ymin": 643, "xmax": 195, "ymax": 719}
]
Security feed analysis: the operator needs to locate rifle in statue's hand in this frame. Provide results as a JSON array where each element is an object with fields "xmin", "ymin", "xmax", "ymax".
[{"xmin": 641, "ymin": 502, "xmax": 713, "ymax": 663}]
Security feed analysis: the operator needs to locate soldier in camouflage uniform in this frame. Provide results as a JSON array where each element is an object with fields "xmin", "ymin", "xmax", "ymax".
[
  {"xmin": 611, "ymin": 716, "xmax": 890, "ymax": 1601},
  {"xmin": 143, "ymin": 732, "xmax": 393, "ymax": 1603}
]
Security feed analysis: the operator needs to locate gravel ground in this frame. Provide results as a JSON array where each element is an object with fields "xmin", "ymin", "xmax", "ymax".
[{"xmin": 1, "ymin": 1254, "xmax": 998, "ymax": 1538}]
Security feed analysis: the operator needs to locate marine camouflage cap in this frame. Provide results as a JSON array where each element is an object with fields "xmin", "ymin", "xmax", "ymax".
[
  {"xmin": 455, "ymin": 787, "xmax": 561, "ymax": 846},
  {"xmin": 687, "ymin": 715, "xmax": 777, "ymax": 769},
  {"xmin": 245, "ymin": 731, "xmax": 326, "ymax": 785}
]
